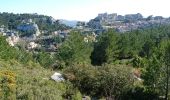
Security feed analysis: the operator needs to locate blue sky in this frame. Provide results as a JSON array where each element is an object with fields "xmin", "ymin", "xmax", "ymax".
[{"xmin": 0, "ymin": 0, "xmax": 170, "ymax": 21}]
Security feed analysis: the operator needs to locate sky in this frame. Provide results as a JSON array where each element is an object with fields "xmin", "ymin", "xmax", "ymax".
[{"xmin": 0, "ymin": 0, "xmax": 170, "ymax": 21}]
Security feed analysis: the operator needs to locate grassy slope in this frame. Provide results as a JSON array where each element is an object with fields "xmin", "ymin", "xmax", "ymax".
[{"xmin": 0, "ymin": 59, "xmax": 66, "ymax": 100}]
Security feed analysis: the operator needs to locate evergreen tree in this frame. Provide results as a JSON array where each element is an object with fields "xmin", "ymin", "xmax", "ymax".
[
  {"xmin": 58, "ymin": 31, "xmax": 93, "ymax": 66},
  {"xmin": 91, "ymin": 30, "xmax": 119, "ymax": 65}
]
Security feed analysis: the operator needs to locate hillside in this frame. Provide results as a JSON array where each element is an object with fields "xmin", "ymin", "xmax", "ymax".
[
  {"xmin": 0, "ymin": 59, "xmax": 82, "ymax": 100},
  {"xmin": 2, "ymin": 13, "xmax": 170, "ymax": 99},
  {"xmin": 0, "ymin": 35, "xmax": 81, "ymax": 100},
  {"xmin": 0, "ymin": 12, "xmax": 71, "ymax": 32}
]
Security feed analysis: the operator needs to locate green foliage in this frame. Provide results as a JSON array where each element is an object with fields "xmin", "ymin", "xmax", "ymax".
[
  {"xmin": 142, "ymin": 39, "xmax": 170, "ymax": 98},
  {"xmin": 162, "ymin": 40, "xmax": 170, "ymax": 99},
  {"xmin": 91, "ymin": 30, "xmax": 119, "ymax": 65},
  {"xmin": 64, "ymin": 63, "xmax": 133, "ymax": 99},
  {"xmin": 141, "ymin": 40, "xmax": 155, "ymax": 58},
  {"xmin": 0, "ymin": 35, "xmax": 56, "ymax": 68},
  {"xmin": 62, "ymin": 81, "xmax": 82, "ymax": 100},
  {"xmin": 118, "ymin": 30, "xmax": 145, "ymax": 59},
  {"xmin": 0, "ymin": 12, "xmax": 71, "ymax": 32},
  {"xmin": 2, "ymin": 20, "xmax": 170, "ymax": 99},
  {"xmin": 0, "ymin": 36, "xmax": 18, "ymax": 60},
  {"xmin": 53, "ymin": 36, "xmax": 63, "ymax": 43},
  {"xmin": 132, "ymin": 55, "xmax": 143, "ymax": 68},
  {"xmin": 0, "ymin": 70, "xmax": 16, "ymax": 100},
  {"xmin": 58, "ymin": 26, "xmax": 170, "ymax": 98},
  {"xmin": 0, "ymin": 59, "xmax": 82, "ymax": 100},
  {"xmin": 34, "ymin": 52, "xmax": 55, "ymax": 68},
  {"xmin": 0, "ymin": 35, "xmax": 36, "ymax": 65},
  {"xmin": 121, "ymin": 86, "xmax": 159, "ymax": 100},
  {"xmin": 98, "ymin": 64, "xmax": 133, "ymax": 99},
  {"xmin": 17, "ymin": 50, "xmax": 34, "ymax": 64},
  {"xmin": 141, "ymin": 55, "xmax": 162, "ymax": 92},
  {"xmin": 58, "ymin": 31, "xmax": 93, "ymax": 66},
  {"xmin": 64, "ymin": 64, "xmax": 100, "ymax": 97}
]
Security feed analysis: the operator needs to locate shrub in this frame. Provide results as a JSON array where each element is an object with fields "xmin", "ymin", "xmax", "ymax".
[{"xmin": 0, "ymin": 70, "xmax": 16, "ymax": 99}]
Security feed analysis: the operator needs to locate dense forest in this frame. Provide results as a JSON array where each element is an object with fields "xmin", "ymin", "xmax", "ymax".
[{"xmin": 1, "ymin": 25, "xmax": 170, "ymax": 99}]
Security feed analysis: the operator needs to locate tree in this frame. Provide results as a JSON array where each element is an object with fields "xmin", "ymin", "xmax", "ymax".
[
  {"xmin": 142, "ymin": 54, "xmax": 161, "ymax": 92},
  {"xmin": 132, "ymin": 55, "xmax": 143, "ymax": 68},
  {"xmin": 91, "ymin": 30, "xmax": 119, "ymax": 65},
  {"xmin": 118, "ymin": 33, "xmax": 131, "ymax": 59},
  {"xmin": 64, "ymin": 64, "xmax": 101, "ymax": 97},
  {"xmin": 64, "ymin": 63, "xmax": 133, "ymax": 99},
  {"xmin": 142, "ymin": 40, "xmax": 170, "ymax": 99},
  {"xmin": 141, "ymin": 40, "xmax": 155, "ymax": 58},
  {"xmin": 58, "ymin": 31, "xmax": 93, "ymax": 66},
  {"xmin": 163, "ymin": 41, "xmax": 170, "ymax": 100},
  {"xmin": 35, "ymin": 52, "xmax": 54, "ymax": 68},
  {"xmin": 98, "ymin": 64, "xmax": 133, "ymax": 99}
]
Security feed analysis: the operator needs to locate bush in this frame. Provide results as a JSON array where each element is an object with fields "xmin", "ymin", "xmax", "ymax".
[
  {"xmin": 0, "ymin": 70, "xmax": 16, "ymax": 99},
  {"xmin": 64, "ymin": 64, "xmax": 134, "ymax": 99},
  {"xmin": 121, "ymin": 86, "xmax": 159, "ymax": 100},
  {"xmin": 62, "ymin": 81, "xmax": 82, "ymax": 100}
]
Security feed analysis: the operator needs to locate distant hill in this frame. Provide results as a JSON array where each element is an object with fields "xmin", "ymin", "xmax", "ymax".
[
  {"xmin": 59, "ymin": 19, "xmax": 78, "ymax": 27},
  {"xmin": 0, "ymin": 12, "xmax": 71, "ymax": 31}
]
